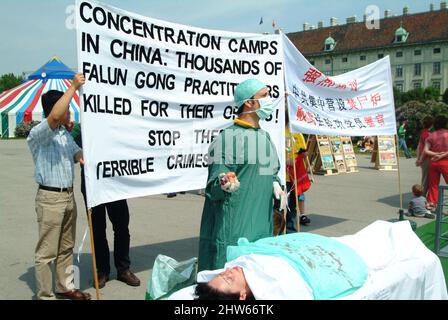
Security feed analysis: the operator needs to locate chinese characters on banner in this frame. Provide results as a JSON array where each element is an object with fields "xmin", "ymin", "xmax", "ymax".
[
  {"xmin": 76, "ymin": 0, "xmax": 285, "ymax": 207},
  {"xmin": 282, "ymin": 34, "xmax": 396, "ymax": 136}
]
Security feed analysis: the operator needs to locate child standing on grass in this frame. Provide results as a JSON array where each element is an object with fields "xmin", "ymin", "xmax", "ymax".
[{"xmin": 407, "ymin": 184, "xmax": 435, "ymax": 219}]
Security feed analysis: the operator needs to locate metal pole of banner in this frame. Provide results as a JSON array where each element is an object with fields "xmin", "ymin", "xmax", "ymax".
[
  {"xmin": 290, "ymin": 131, "xmax": 301, "ymax": 233},
  {"xmin": 88, "ymin": 208, "xmax": 100, "ymax": 300},
  {"xmin": 395, "ymin": 135, "xmax": 404, "ymax": 211}
]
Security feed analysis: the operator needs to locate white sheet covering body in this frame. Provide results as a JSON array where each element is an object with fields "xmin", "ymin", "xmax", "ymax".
[
  {"xmin": 168, "ymin": 221, "xmax": 448, "ymax": 300},
  {"xmin": 336, "ymin": 220, "xmax": 447, "ymax": 300}
]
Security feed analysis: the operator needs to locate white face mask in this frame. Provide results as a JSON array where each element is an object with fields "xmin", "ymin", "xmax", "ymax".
[{"xmin": 241, "ymin": 97, "xmax": 275, "ymax": 120}]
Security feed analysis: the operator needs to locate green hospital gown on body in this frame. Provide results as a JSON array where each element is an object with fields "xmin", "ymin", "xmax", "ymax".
[
  {"xmin": 198, "ymin": 121, "xmax": 281, "ymax": 271},
  {"xmin": 227, "ymin": 233, "xmax": 368, "ymax": 300}
]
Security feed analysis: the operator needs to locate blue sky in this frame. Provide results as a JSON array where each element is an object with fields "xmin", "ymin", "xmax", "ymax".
[{"xmin": 0, "ymin": 0, "xmax": 434, "ymax": 75}]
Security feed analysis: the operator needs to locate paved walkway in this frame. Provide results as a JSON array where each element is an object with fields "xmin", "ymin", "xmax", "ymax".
[{"xmin": 0, "ymin": 139, "xmax": 437, "ymax": 299}]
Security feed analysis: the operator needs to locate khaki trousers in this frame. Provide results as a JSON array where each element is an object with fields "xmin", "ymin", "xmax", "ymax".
[{"xmin": 34, "ymin": 189, "xmax": 77, "ymax": 300}]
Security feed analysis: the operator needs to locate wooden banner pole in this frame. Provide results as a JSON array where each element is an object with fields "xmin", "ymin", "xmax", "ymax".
[
  {"xmin": 304, "ymin": 135, "xmax": 314, "ymax": 182},
  {"xmin": 289, "ymin": 131, "xmax": 301, "ymax": 233},
  {"xmin": 395, "ymin": 135, "xmax": 404, "ymax": 210},
  {"xmin": 88, "ymin": 208, "xmax": 100, "ymax": 300}
]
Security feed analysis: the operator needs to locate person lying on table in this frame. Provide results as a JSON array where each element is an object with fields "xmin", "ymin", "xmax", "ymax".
[{"xmin": 194, "ymin": 232, "xmax": 367, "ymax": 300}]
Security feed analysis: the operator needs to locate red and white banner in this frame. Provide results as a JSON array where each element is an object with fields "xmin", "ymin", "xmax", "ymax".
[{"xmin": 282, "ymin": 34, "xmax": 396, "ymax": 136}]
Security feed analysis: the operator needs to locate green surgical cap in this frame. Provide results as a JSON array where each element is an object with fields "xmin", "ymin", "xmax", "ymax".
[{"xmin": 234, "ymin": 79, "xmax": 267, "ymax": 107}]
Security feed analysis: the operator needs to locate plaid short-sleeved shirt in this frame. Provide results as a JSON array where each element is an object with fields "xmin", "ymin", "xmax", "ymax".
[{"xmin": 27, "ymin": 119, "xmax": 81, "ymax": 188}]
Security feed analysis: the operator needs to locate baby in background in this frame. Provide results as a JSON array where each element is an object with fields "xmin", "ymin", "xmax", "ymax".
[{"xmin": 407, "ymin": 184, "xmax": 435, "ymax": 219}]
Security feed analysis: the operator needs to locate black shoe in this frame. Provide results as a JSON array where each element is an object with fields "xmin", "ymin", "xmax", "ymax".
[
  {"xmin": 117, "ymin": 270, "xmax": 141, "ymax": 287},
  {"xmin": 55, "ymin": 289, "xmax": 91, "ymax": 300},
  {"xmin": 299, "ymin": 215, "xmax": 311, "ymax": 225},
  {"xmin": 94, "ymin": 273, "xmax": 109, "ymax": 289},
  {"xmin": 167, "ymin": 193, "xmax": 177, "ymax": 198}
]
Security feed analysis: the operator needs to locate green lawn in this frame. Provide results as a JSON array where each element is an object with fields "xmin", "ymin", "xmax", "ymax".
[{"xmin": 415, "ymin": 220, "xmax": 448, "ymax": 287}]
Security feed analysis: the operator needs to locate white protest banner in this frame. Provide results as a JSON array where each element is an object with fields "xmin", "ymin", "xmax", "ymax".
[
  {"xmin": 282, "ymin": 34, "xmax": 396, "ymax": 136},
  {"xmin": 76, "ymin": 0, "xmax": 285, "ymax": 208}
]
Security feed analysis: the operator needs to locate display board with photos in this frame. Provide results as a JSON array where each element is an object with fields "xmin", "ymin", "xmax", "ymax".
[
  {"xmin": 307, "ymin": 135, "xmax": 361, "ymax": 175},
  {"xmin": 329, "ymin": 136, "xmax": 346, "ymax": 172},
  {"xmin": 305, "ymin": 135, "xmax": 338, "ymax": 175},
  {"xmin": 373, "ymin": 135, "xmax": 398, "ymax": 170},
  {"xmin": 306, "ymin": 136, "xmax": 319, "ymax": 172},
  {"xmin": 340, "ymin": 136, "xmax": 358, "ymax": 171},
  {"xmin": 317, "ymin": 136, "xmax": 336, "ymax": 170}
]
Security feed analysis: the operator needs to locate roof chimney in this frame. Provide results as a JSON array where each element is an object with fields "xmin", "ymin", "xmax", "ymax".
[
  {"xmin": 318, "ymin": 21, "xmax": 324, "ymax": 29},
  {"xmin": 430, "ymin": 3, "xmax": 434, "ymax": 11},
  {"xmin": 403, "ymin": 6, "xmax": 409, "ymax": 15},
  {"xmin": 330, "ymin": 17, "xmax": 338, "ymax": 26},
  {"xmin": 441, "ymin": 2, "xmax": 447, "ymax": 10},
  {"xmin": 303, "ymin": 22, "xmax": 309, "ymax": 31},
  {"xmin": 346, "ymin": 16, "xmax": 357, "ymax": 24},
  {"xmin": 274, "ymin": 28, "xmax": 283, "ymax": 35},
  {"xmin": 384, "ymin": 10, "xmax": 392, "ymax": 18}
]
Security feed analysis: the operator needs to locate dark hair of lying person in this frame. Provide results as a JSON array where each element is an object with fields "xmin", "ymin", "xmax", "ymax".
[{"xmin": 193, "ymin": 282, "xmax": 255, "ymax": 300}]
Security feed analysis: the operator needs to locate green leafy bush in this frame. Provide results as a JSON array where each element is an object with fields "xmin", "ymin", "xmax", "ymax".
[
  {"xmin": 396, "ymin": 100, "xmax": 448, "ymax": 148},
  {"xmin": 14, "ymin": 121, "xmax": 41, "ymax": 138},
  {"xmin": 443, "ymin": 88, "xmax": 448, "ymax": 105},
  {"xmin": 394, "ymin": 86, "xmax": 441, "ymax": 106}
]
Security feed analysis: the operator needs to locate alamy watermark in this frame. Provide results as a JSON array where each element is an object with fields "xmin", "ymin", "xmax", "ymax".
[
  {"xmin": 365, "ymin": 5, "xmax": 380, "ymax": 30},
  {"xmin": 65, "ymin": 265, "xmax": 80, "ymax": 290},
  {"xmin": 66, "ymin": 5, "xmax": 76, "ymax": 30}
]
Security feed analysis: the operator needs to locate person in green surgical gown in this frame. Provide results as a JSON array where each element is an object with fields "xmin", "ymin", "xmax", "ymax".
[{"xmin": 198, "ymin": 79, "xmax": 286, "ymax": 271}]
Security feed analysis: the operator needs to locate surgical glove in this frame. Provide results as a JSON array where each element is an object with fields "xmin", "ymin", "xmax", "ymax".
[
  {"xmin": 273, "ymin": 181, "xmax": 287, "ymax": 211},
  {"xmin": 219, "ymin": 172, "xmax": 240, "ymax": 193}
]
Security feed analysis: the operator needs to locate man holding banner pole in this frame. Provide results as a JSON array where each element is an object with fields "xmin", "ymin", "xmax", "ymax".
[
  {"xmin": 27, "ymin": 74, "xmax": 91, "ymax": 300},
  {"xmin": 198, "ymin": 79, "xmax": 286, "ymax": 272}
]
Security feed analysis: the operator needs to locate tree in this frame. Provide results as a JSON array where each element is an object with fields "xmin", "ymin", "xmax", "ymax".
[
  {"xmin": 0, "ymin": 73, "xmax": 24, "ymax": 94},
  {"xmin": 393, "ymin": 86, "xmax": 402, "ymax": 107},
  {"xmin": 395, "ymin": 86, "xmax": 441, "ymax": 107},
  {"xmin": 423, "ymin": 86, "xmax": 441, "ymax": 101},
  {"xmin": 394, "ymin": 86, "xmax": 445, "ymax": 148},
  {"xmin": 396, "ymin": 100, "xmax": 448, "ymax": 148},
  {"xmin": 443, "ymin": 88, "xmax": 448, "ymax": 105}
]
